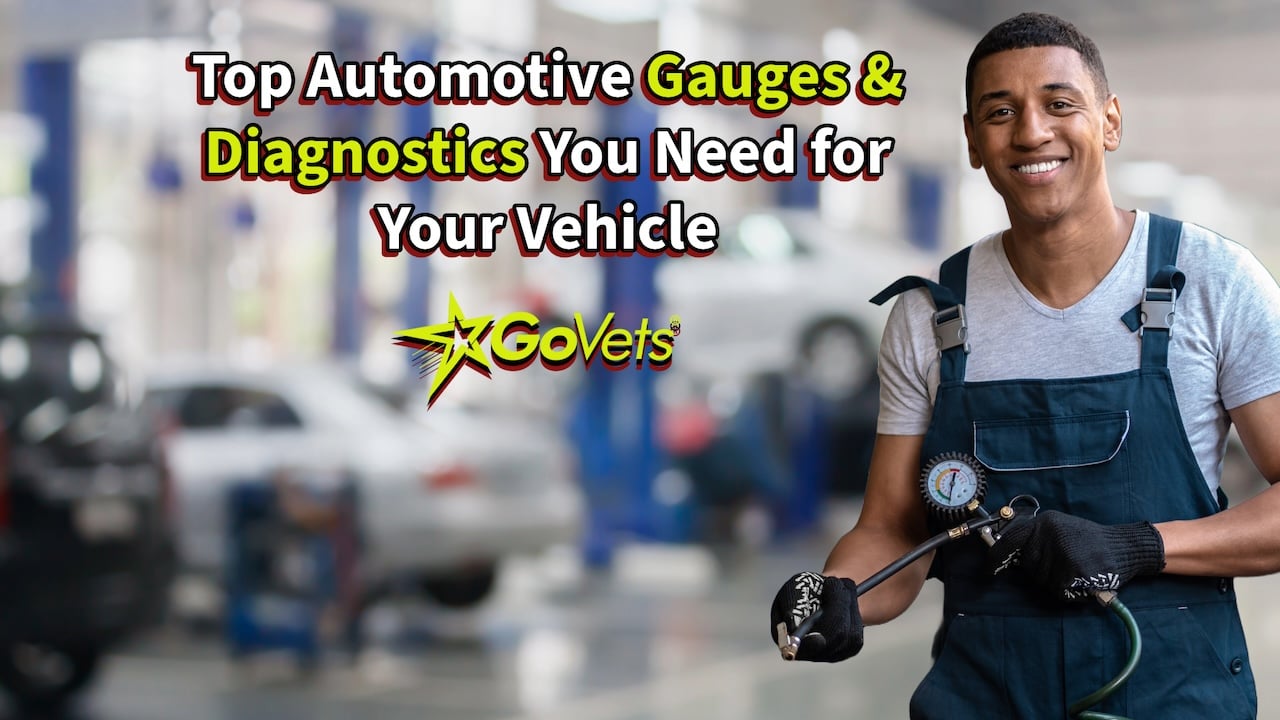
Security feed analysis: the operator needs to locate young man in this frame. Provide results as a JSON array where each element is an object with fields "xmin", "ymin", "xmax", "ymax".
[{"xmin": 770, "ymin": 12, "xmax": 1280, "ymax": 719}]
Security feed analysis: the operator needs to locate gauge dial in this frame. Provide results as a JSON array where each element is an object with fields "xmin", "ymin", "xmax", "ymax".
[{"xmin": 919, "ymin": 452, "xmax": 987, "ymax": 522}]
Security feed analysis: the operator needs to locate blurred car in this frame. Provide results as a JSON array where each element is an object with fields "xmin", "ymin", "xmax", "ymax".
[
  {"xmin": 1222, "ymin": 429, "xmax": 1268, "ymax": 504},
  {"xmin": 143, "ymin": 362, "xmax": 583, "ymax": 610},
  {"xmin": 0, "ymin": 317, "xmax": 175, "ymax": 712},
  {"xmin": 655, "ymin": 209, "xmax": 940, "ymax": 402}
]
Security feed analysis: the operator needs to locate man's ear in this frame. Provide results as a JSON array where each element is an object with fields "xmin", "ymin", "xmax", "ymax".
[
  {"xmin": 1103, "ymin": 94, "xmax": 1122, "ymax": 152},
  {"xmin": 963, "ymin": 113, "xmax": 982, "ymax": 169}
]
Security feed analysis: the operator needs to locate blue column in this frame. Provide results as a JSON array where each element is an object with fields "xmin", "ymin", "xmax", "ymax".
[
  {"xmin": 573, "ymin": 100, "xmax": 675, "ymax": 566},
  {"xmin": 783, "ymin": 380, "xmax": 830, "ymax": 534},
  {"xmin": 905, "ymin": 165, "xmax": 944, "ymax": 252},
  {"xmin": 23, "ymin": 57, "xmax": 77, "ymax": 318},
  {"xmin": 329, "ymin": 10, "xmax": 371, "ymax": 356},
  {"xmin": 398, "ymin": 35, "xmax": 436, "ymax": 331},
  {"xmin": 776, "ymin": 127, "xmax": 820, "ymax": 209}
]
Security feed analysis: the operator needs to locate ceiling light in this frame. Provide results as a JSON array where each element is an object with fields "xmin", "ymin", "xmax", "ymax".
[{"xmin": 553, "ymin": 0, "xmax": 664, "ymax": 24}]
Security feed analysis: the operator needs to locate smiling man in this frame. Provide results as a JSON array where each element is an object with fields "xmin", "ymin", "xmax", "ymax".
[{"xmin": 770, "ymin": 12, "xmax": 1280, "ymax": 719}]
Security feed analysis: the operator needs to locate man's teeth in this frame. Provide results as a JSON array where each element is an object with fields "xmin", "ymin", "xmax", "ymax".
[{"xmin": 1016, "ymin": 160, "xmax": 1063, "ymax": 174}]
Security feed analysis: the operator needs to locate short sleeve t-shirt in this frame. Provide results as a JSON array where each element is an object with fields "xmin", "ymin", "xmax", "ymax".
[{"xmin": 876, "ymin": 211, "xmax": 1280, "ymax": 494}]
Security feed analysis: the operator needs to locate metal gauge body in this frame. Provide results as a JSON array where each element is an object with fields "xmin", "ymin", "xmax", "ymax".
[{"xmin": 920, "ymin": 452, "xmax": 987, "ymax": 523}]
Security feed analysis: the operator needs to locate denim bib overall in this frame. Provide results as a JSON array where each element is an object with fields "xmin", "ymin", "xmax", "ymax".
[{"xmin": 872, "ymin": 215, "xmax": 1257, "ymax": 718}]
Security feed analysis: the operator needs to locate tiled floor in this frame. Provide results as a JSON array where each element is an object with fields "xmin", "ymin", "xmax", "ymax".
[{"xmin": 10, "ymin": 523, "xmax": 1274, "ymax": 720}]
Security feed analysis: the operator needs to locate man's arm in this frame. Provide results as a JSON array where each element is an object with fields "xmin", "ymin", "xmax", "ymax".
[
  {"xmin": 823, "ymin": 433, "xmax": 933, "ymax": 625},
  {"xmin": 1158, "ymin": 392, "xmax": 1280, "ymax": 576}
]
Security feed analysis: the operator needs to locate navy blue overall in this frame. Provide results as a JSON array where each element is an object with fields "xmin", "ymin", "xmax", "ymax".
[{"xmin": 872, "ymin": 215, "xmax": 1257, "ymax": 718}]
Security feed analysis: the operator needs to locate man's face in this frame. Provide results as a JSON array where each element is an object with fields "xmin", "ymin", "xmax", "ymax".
[{"xmin": 964, "ymin": 46, "xmax": 1122, "ymax": 226}]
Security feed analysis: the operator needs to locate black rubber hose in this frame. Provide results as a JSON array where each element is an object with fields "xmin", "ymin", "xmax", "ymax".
[{"xmin": 855, "ymin": 515, "xmax": 1004, "ymax": 597}]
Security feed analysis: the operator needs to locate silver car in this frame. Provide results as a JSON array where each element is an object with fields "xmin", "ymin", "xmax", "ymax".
[
  {"xmin": 656, "ymin": 209, "xmax": 941, "ymax": 401},
  {"xmin": 144, "ymin": 362, "xmax": 583, "ymax": 608}
]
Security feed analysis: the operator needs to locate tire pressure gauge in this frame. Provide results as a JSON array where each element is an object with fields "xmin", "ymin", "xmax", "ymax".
[{"xmin": 920, "ymin": 452, "xmax": 987, "ymax": 523}]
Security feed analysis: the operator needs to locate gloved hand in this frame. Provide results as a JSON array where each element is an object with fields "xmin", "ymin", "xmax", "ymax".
[
  {"xmin": 987, "ymin": 510, "xmax": 1166, "ymax": 601},
  {"xmin": 769, "ymin": 571, "xmax": 864, "ymax": 662}
]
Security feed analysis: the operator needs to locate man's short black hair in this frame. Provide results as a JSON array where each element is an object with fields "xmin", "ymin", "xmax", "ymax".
[{"xmin": 965, "ymin": 12, "xmax": 1110, "ymax": 115}]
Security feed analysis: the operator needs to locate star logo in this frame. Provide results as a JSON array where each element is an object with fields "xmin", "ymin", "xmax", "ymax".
[{"xmin": 393, "ymin": 293, "xmax": 494, "ymax": 406}]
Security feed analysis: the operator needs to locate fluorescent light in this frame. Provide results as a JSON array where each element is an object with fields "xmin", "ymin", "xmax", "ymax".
[
  {"xmin": 823, "ymin": 28, "xmax": 861, "ymax": 62},
  {"xmin": 241, "ymin": 0, "xmax": 332, "ymax": 35},
  {"xmin": 553, "ymin": 0, "xmax": 663, "ymax": 24}
]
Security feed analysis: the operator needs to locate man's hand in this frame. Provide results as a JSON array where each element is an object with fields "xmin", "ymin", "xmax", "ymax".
[
  {"xmin": 769, "ymin": 571, "xmax": 864, "ymax": 662},
  {"xmin": 987, "ymin": 510, "xmax": 1166, "ymax": 601}
]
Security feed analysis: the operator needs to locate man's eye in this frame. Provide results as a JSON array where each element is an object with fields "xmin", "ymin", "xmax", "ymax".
[
  {"xmin": 988, "ymin": 108, "xmax": 1013, "ymax": 119},
  {"xmin": 1049, "ymin": 101, "xmax": 1071, "ymax": 111}
]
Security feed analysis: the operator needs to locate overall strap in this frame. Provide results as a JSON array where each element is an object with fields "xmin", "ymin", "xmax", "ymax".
[
  {"xmin": 1119, "ymin": 214, "xmax": 1186, "ymax": 369},
  {"xmin": 870, "ymin": 246, "xmax": 973, "ymax": 383},
  {"xmin": 937, "ymin": 247, "xmax": 972, "ymax": 382}
]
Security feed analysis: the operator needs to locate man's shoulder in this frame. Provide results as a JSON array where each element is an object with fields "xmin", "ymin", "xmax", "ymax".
[
  {"xmin": 882, "ymin": 232, "xmax": 1007, "ymax": 319},
  {"xmin": 1148, "ymin": 212, "xmax": 1247, "ymax": 258},
  {"xmin": 1143, "ymin": 212, "xmax": 1277, "ymax": 308},
  {"xmin": 1158, "ymin": 214, "xmax": 1263, "ymax": 273},
  {"xmin": 949, "ymin": 230, "xmax": 1004, "ymax": 261},
  {"xmin": 909, "ymin": 232, "xmax": 1004, "ymax": 290}
]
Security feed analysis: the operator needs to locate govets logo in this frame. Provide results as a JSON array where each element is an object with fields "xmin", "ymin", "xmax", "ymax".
[{"xmin": 394, "ymin": 293, "xmax": 678, "ymax": 407}]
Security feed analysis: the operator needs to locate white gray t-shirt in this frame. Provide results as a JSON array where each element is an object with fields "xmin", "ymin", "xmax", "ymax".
[{"xmin": 877, "ymin": 210, "xmax": 1280, "ymax": 494}]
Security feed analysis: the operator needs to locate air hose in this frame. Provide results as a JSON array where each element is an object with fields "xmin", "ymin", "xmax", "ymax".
[
  {"xmin": 1069, "ymin": 592, "xmax": 1141, "ymax": 720},
  {"xmin": 779, "ymin": 514, "xmax": 1007, "ymax": 659},
  {"xmin": 856, "ymin": 513, "xmax": 1004, "ymax": 597},
  {"xmin": 781, "ymin": 510, "xmax": 1144, "ymax": 720}
]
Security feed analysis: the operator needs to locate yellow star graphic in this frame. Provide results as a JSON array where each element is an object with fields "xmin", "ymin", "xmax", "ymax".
[{"xmin": 393, "ymin": 293, "xmax": 494, "ymax": 406}]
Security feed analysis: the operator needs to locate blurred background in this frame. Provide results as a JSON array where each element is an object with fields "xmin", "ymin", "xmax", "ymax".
[{"xmin": 0, "ymin": 0, "xmax": 1278, "ymax": 717}]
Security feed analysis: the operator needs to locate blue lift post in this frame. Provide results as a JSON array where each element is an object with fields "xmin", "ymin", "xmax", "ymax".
[
  {"xmin": 776, "ymin": 127, "xmax": 821, "ymax": 209},
  {"xmin": 329, "ymin": 9, "xmax": 371, "ymax": 357},
  {"xmin": 23, "ymin": 56, "xmax": 77, "ymax": 318},
  {"xmin": 398, "ymin": 35, "xmax": 436, "ymax": 333},
  {"xmin": 905, "ymin": 166, "xmax": 944, "ymax": 253},
  {"xmin": 573, "ymin": 100, "xmax": 681, "ymax": 568},
  {"xmin": 773, "ymin": 137, "xmax": 830, "ymax": 536}
]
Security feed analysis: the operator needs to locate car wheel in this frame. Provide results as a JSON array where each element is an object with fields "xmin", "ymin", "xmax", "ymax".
[
  {"xmin": 420, "ymin": 564, "xmax": 498, "ymax": 608},
  {"xmin": 0, "ymin": 642, "xmax": 101, "ymax": 712},
  {"xmin": 797, "ymin": 319, "xmax": 874, "ymax": 403}
]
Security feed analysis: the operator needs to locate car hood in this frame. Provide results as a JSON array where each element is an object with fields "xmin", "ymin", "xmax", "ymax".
[{"xmin": 165, "ymin": 421, "xmax": 456, "ymax": 485}]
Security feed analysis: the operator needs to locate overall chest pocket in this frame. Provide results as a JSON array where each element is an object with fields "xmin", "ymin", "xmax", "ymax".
[{"xmin": 973, "ymin": 410, "xmax": 1132, "ymax": 520}]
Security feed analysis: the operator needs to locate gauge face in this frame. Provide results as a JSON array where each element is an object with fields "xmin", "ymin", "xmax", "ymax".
[
  {"xmin": 927, "ymin": 461, "xmax": 979, "ymax": 507},
  {"xmin": 920, "ymin": 452, "xmax": 986, "ymax": 520}
]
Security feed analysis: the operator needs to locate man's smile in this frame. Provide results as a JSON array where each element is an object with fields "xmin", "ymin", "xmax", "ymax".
[{"xmin": 1015, "ymin": 159, "xmax": 1066, "ymax": 174}]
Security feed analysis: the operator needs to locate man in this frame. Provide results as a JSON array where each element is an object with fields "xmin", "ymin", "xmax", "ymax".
[{"xmin": 770, "ymin": 12, "xmax": 1280, "ymax": 719}]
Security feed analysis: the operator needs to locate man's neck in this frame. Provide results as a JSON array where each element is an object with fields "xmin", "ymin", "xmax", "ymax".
[{"xmin": 1002, "ymin": 205, "xmax": 1136, "ymax": 310}]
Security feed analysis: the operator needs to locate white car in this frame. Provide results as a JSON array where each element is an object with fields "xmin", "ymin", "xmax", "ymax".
[
  {"xmin": 144, "ymin": 362, "xmax": 583, "ymax": 608},
  {"xmin": 656, "ymin": 209, "xmax": 941, "ymax": 401}
]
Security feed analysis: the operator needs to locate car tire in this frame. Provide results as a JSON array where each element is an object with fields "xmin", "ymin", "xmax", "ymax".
[
  {"xmin": 0, "ymin": 642, "xmax": 101, "ymax": 712},
  {"xmin": 420, "ymin": 564, "xmax": 498, "ymax": 608},
  {"xmin": 797, "ymin": 318, "xmax": 874, "ymax": 403}
]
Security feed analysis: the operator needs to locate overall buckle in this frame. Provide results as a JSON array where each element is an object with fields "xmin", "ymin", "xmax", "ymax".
[
  {"xmin": 933, "ymin": 304, "xmax": 969, "ymax": 353},
  {"xmin": 1139, "ymin": 288, "xmax": 1177, "ymax": 335}
]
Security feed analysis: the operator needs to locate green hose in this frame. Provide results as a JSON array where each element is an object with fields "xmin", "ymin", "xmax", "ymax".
[
  {"xmin": 839, "ymin": 506, "xmax": 1145, "ymax": 718},
  {"xmin": 1070, "ymin": 595, "xmax": 1141, "ymax": 720}
]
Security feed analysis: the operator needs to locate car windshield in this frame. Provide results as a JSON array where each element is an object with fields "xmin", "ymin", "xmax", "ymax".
[
  {"xmin": 735, "ymin": 214, "xmax": 802, "ymax": 261},
  {"xmin": 289, "ymin": 369, "xmax": 406, "ymax": 432}
]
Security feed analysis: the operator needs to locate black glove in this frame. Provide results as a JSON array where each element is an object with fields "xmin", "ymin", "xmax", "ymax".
[
  {"xmin": 987, "ymin": 510, "xmax": 1166, "ymax": 601},
  {"xmin": 769, "ymin": 571, "xmax": 864, "ymax": 662}
]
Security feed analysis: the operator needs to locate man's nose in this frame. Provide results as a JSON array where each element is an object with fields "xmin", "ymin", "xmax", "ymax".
[{"xmin": 1013, "ymin": 109, "xmax": 1053, "ymax": 149}]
